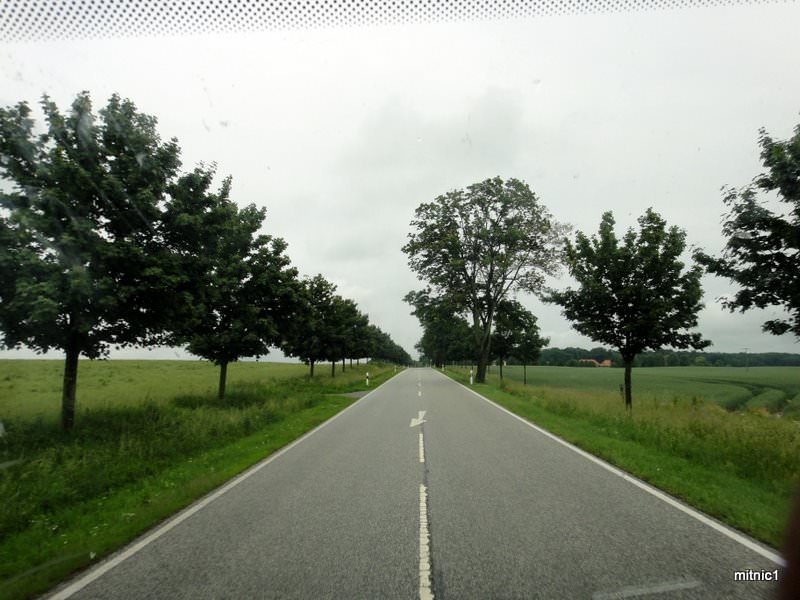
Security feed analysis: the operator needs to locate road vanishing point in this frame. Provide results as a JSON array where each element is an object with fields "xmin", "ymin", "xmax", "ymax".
[{"xmin": 49, "ymin": 368, "xmax": 782, "ymax": 599}]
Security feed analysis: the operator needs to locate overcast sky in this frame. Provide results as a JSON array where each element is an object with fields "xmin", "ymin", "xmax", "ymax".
[{"xmin": 2, "ymin": 2, "xmax": 800, "ymax": 361}]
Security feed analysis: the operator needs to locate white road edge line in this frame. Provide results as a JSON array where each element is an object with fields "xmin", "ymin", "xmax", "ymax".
[
  {"xmin": 419, "ymin": 483, "xmax": 434, "ymax": 600},
  {"xmin": 592, "ymin": 577, "xmax": 702, "ymax": 599},
  {"xmin": 419, "ymin": 431, "xmax": 425, "ymax": 463},
  {"xmin": 47, "ymin": 372, "xmax": 404, "ymax": 600},
  {"xmin": 441, "ymin": 372, "xmax": 786, "ymax": 567}
]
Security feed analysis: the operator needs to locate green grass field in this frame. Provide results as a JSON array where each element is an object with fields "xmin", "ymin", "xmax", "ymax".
[
  {"xmin": 0, "ymin": 359, "xmax": 329, "ymax": 421},
  {"xmin": 0, "ymin": 359, "xmax": 395, "ymax": 600},
  {"xmin": 447, "ymin": 365, "xmax": 800, "ymax": 549},
  {"xmin": 494, "ymin": 365, "xmax": 800, "ymax": 415}
]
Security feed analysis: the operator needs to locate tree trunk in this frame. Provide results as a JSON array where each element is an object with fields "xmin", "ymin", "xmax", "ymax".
[
  {"xmin": 331, "ymin": 361, "xmax": 335, "ymax": 377},
  {"xmin": 350, "ymin": 358, "xmax": 353, "ymax": 367},
  {"xmin": 475, "ymin": 339, "xmax": 491, "ymax": 383},
  {"xmin": 310, "ymin": 359, "xmax": 315, "ymax": 378},
  {"xmin": 357, "ymin": 358, "xmax": 360, "ymax": 366},
  {"xmin": 499, "ymin": 359, "xmax": 504, "ymax": 380},
  {"xmin": 61, "ymin": 338, "xmax": 80, "ymax": 431},
  {"xmin": 218, "ymin": 360, "xmax": 228, "ymax": 400},
  {"xmin": 342, "ymin": 358, "xmax": 345, "ymax": 372},
  {"xmin": 523, "ymin": 363, "xmax": 527, "ymax": 385},
  {"xmin": 623, "ymin": 358, "xmax": 633, "ymax": 412}
]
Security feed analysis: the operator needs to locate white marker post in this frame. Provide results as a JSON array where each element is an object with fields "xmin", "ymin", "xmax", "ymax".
[
  {"xmin": 469, "ymin": 368, "xmax": 473, "ymax": 385},
  {"xmin": 366, "ymin": 372, "xmax": 370, "ymax": 387}
]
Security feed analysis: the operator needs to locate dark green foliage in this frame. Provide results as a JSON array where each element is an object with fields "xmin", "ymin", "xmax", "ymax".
[
  {"xmin": 282, "ymin": 276, "xmax": 411, "ymax": 373},
  {"xmin": 365, "ymin": 324, "xmax": 413, "ymax": 365},
  {"xmin": 490, "ymin": 299, "xmax": 548, "ymax": 379},
  {"xmin": 405, "ymin": 289, "xmax": 473, "ymax": 367},
  {"xmin": 0, "ymin": 93, "xmax": 183, "ymax": 429},
  {"xmin": 281, "ymin": 275, "xmax": 338, "ymax": 377},
  {"xmin": 165, "ymin": 169, "xmax": 300, "ymax": 398},
  {"xmin": 536, "ymin": 346, "xmax": 619, "ymax": 366},
  {"xmin": 548, "ymin": 209, "xmax": 710, "ymax": 409},
  {"xmin": 342, "ymin": 306, "xmax": 370, "ymax": 365},
  {"xmin": 326, "ymin": 296, "xmax": 362, "ymax": 373},
  {"xmin": 695, "ymin": 123, "xmax": 800, "ymax": 338},
  {"xmin": 402, "ymin": 177, "xmax": 567, "ymax": 382}
]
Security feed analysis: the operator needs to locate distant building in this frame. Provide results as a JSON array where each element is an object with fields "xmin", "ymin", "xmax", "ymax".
[{"xmin": 577, "ymin": 358, "xmax": 612, "ymax": 367}]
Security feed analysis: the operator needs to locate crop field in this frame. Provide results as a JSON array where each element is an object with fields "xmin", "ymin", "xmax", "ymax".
[{"xmin": 494, "ymin": 365, "xmax": 800, "ymax": 415}]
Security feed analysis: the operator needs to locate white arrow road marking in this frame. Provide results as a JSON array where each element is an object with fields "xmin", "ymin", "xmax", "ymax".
[
  {"xmin": 418, "ymin": 390, "xmax": 422, "ymax": 397},
  {"xmin": 592, "ymin": 578, "xmax": 701, "ymax": 599},
  {"xmin": 410, "ymin": 411, "xmax": 427, "ymax": 428}
]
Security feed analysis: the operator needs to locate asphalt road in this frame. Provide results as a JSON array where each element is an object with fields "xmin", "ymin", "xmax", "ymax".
[{"xmin": 51, "ymin": 368, "xmax": 784, "ymax": 599}]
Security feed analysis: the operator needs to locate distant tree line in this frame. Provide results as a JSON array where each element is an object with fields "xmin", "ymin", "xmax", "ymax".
[
  {"xmin": 532, "ymin": 347, "xmax": 800, "ymax": 368},
  {"xmin": 0, "ymin": 92, "xmax": 411, "ymax": 430},
  {"xmin": 406, "ymin": 291, "xmax": 548, "ymax": 380}
]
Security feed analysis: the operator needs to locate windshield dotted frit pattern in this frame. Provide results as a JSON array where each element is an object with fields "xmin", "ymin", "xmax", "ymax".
[{"xmin": 0, "ymin": 0, "xmax": 786, "ymax": 42}]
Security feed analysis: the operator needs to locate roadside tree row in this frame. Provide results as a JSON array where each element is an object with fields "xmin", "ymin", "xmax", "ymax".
[{"xmin": 0, "ymin": 92, "xmax": 410, "ymax": 430}]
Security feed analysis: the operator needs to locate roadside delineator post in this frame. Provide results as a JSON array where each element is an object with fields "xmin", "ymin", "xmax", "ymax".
[
  {"xmin": 366, "ymin": 372, "xmax": 370, "ymax": 387},
  {"xmin": 469, "ymin": 368, "xmax": 473, "ymax": 385}
]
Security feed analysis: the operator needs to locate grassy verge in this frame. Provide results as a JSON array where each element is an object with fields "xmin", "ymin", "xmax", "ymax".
[
  {"xmin": 445, "ymin": 367, "xmax": 798, "ymax": 550},
  {"xmin": 0, "ymin": 362, "xmax": 397, "ymax": 600}
]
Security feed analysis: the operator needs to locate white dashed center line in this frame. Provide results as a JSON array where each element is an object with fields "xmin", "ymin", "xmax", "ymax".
[{"xmin": 419, "ymin": 483, "xmax": 434, "ymax": 600}]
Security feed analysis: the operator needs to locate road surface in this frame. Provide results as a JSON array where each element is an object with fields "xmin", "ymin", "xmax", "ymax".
[{"xmin": 49, "ymin": 368, "xmax": 784, "ymax": 599}]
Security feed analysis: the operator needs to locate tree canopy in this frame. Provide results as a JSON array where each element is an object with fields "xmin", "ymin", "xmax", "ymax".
[
  {"xmin": 405, "ymin": 289, "xmax": 473, "ymax": 367},
  {"xmin": 280, "ymin": 274, "xmax": 337, "ymax": 377},
  {"xmin": 168, "ymin": 169, "xmax": 300, "ymax": 398},
  {"xmin": 695, "ymin": 123, "xmax": 800, "ymax": 339},
  {"xmin": 548, "ymin": 209, "xmax": 710, "ymax": 409},
  {"xmin": 403, "ymin": 177, "xmax": 567, "ymax": 382},
  {"xmin": 490, "ymin": 299, "xmax": 547, "ymax": 380},
  {"xmin": 0, "ymin": 93, "xmax": 183, "ymax": 429}
]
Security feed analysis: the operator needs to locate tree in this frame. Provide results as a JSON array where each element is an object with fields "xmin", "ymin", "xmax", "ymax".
[
  {"xmin": 367, "ymin": 325, "xmax": 412, "ymax": 365},
  {"xmin": 490, "ymin": 299, "xmax": 544, "ymax": 380},
  {"xmin": 343, "ymin": 308, "xmax": 370, "ymax": 368},
  {"xmin": 326, "ymin": 295, "xmax": 361, "ymax": 377},
  {"xmin": 695, "ymin": 123, "xmax": 800, "ymax": 339},
  {"xmin": 497, "ymin": 302, "xmax": 549, "ymax": 384},
  {"xmin": 170, "ymin": 173, "xmax": 299, "ymax": 399},
  {"xmin": 281, "ymin": 274, "xmax": 337, "ymax": 377},
  {"xmin": 403, "ymin": 177, "xmax": 567, "ymax": 382},
  {"xmin": 0, "ymin": 93, "xmax": 182, "ymax": 429},
  {"xmin": 405, "ymin": 289, "xmax": 473, "ymax": 368},
  {"xmin": 547, "ymin": 209, "xmax": 710, "ymax": 410}
]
